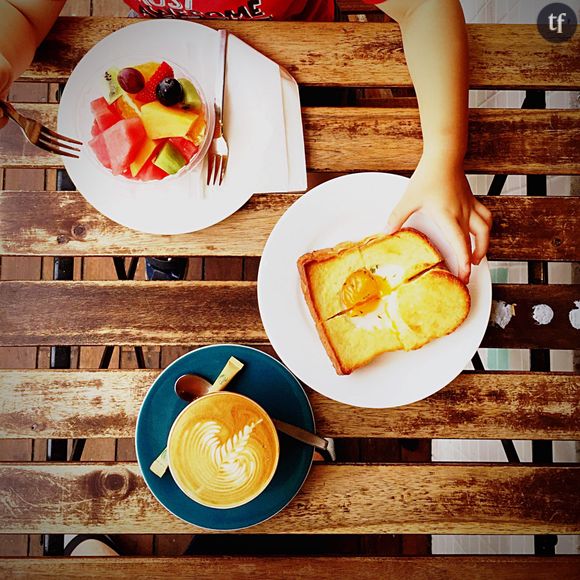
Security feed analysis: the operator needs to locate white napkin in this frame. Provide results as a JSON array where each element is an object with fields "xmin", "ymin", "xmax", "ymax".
[{"xmin": 206, "ymin": 32, "xmax": 307, "ymax": 194}]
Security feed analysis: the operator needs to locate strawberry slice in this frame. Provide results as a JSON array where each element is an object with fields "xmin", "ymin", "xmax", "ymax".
[
  {"xmin": 169, "ymin": 137, "xmax": 199, "ymax": 162},
  {"xmin": 135, "ymin": 61, "xmax": 174, "ymax": 104}
]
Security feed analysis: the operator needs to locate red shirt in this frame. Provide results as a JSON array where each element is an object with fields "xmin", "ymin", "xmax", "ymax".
[{"xmin": 123, "ymin": 0, "xmax": 334, "ymax": 21}]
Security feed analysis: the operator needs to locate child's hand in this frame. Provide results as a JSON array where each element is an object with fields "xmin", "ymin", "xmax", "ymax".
[
  {"xmin": 387, "ymin": 153, "xmax": 492, "ymax": 283},
  {"xmin": 0, "ymin": 53, "xmax": 12, "ymax": 129}
]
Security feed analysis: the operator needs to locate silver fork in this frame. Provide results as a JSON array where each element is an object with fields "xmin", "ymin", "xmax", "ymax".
[
  {"xmin": 0, "ymin": 100, "xmax": 82, "ymax": 158},
  {"xmin": 206, "ymin": 29, "xmax": 229, "ymax": 186}
]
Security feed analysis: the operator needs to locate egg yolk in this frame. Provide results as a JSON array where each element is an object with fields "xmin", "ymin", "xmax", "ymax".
[{"xmin": 340, "ymin": 269, "xmax": 381, "ymax": 316}]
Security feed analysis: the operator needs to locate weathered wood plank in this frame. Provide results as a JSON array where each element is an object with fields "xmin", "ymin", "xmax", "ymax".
[
  {"xmin": 0, "ymin": 217, "xmax": 40, "ymax": 558},
  {"xmin": 115, "ymin": 338, "xmax": 156, "ymax": 557},
  {"xmin": 1, "ymin": 106, "xmax": 578, "ymax": 175},
  {"xmin": 90, "ymin": 0, "xmax": 128, "ymax": 17},
  {"xmin": 0, "ymin": 281, "xmax": 263, "ymax": 346},
  {"xmin": 0, "ymin": 463, "xmax": 578, "ymax": 534},
  {"xmin": 204, "ymin": 257, "xmax": 244, "ymax": 281},
  {"xmin": 0, "ymin": 192, "xmax": 577, "ymax": 261},
  {"xmin": 0, "ymin": 281, "xmax": 578, "ymax": 349},
  {"xmin": 2, "ymin": 556, "xmax": 580, "ymax": 580},
  {"xmin": 24, "ymin": 20, "xmax": 580, "ymax": 90},
  {"xmin": 78, "ymin": 254, "xmax": 122, "ymax": 465},
  {"xmin": 8, "ymin": 83, "xmax": 48, "ymax": 103},
  {"xmin": 335, "ymin": 0, "xmax": 383, "ymax": 14},
  {"xmin": 0, "ymin": 169, "xmax": 54, "ymax": 565},
  {"xmin": 0, "ymin": 370, "xmax": 577, "ymax": 440},
  {"xmin": 0, "ymin": 242, "xmax": 37, "ymax": 558},
  {"xmin": 303, "ymin": 108, "xmax": 580, "ymax": 175},
  {"xmin": 484, "ymin": 196, "xmax": 579, "ymax": 261},
  {"xmin": 337, "ymin": 1, "xmax": 385, "ymax": 14}
]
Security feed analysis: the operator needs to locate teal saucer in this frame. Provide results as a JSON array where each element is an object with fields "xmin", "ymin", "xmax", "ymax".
[{"xmin": 135, "ymin": 344, "xmax": 314, "ymax": 530}]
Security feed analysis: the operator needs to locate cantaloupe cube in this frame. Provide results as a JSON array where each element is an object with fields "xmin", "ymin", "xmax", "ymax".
[
  {"xmin": 130, "ymin": 137, "xmax": 158, "ymax": 177},
  {"xmin": 134, "ymin": 62, "xmax": 160, "ymax": 83},
  {"xmin": 114, "ymin": 94, "xmax": 141, "ymax": 120},
  {"xmin": 141, "ymin": 101, "xmax": 199, "ymax": 140}
]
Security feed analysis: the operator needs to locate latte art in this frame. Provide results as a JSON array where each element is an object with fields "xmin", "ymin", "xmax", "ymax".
[
  {"xmin": 168, "ymin": 392, "xmax": 279, "ymax": 509},
  {"xmin": 191, "ymin": 419, "xmax": 262, "ymax": 494}
]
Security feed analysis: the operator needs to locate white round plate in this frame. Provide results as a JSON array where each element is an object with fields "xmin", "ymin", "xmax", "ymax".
[
  {"xmin": 58, "ymin": 20, "xmax": 252, "ymax": 234},
  {"xmin": 257, "ymin": 172, "xmax": 492, "ymax": 408}
]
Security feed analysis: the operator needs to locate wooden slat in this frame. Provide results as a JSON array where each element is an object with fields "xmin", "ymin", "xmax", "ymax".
[
  {"xmin": 23, "ymin": 19, "xmax": 580, "ymax": 89},
  {"xmin": 0, "ymin": 463, "xmax": 578, "ymax": 534},
  {"xmin": 485, "ymin": 196, "xmax": 579, "ymax": 261},
  {"xmin": 0, "ymin": 192, "xmax": 578, "ymax": 261},
  {"xmin": 337, "ymin": 1, "xmax": 384, "ymax": 14},
  {"xmin": 0, "ymin": 370, "xmax": 577, "ymax": 440},
  {"xmin": 2, "ymin": 556, "xmax": 580, "ymax": 580},
  {"xmin": 8, "ymin": 82, "xmax": 48, "ymax": 104},
  {"xmin": 1, "ymin": 106, "xmax": 579, "ymax": 175},
  {"xmin": 0, "ymin": 281, "xmax": 578, "ymax": 349},
  {"xmin": 0, "ymin": 280, "xmax": 260, "ymax": 346},
  {"xmin": 303, "ymin": 108, "xmax": 580, "ymax": 175},
  {"xmin": 0, "ymin": 199, "xmax": 41, "ymax": 558},
  {"xmin": 0, "ymin": 177, "xmax": 41, "ymax": 557}
]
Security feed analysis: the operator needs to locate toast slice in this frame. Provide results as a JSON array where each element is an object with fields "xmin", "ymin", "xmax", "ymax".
[
  {"xmin": 387, "ymin": 267, "xmax": 471, "ymax": 351},
  {"xmin": 318, "ymin": 301, "xmax": 403, "ymax": 375},
  {"xmin": 298, "ymin": 240, "xmax": 365, "ymax": 321},
  {"xmin": 359, "ymin": 229, "xmax": 444, "ymax": 291},
  {"xmin": 298, "ymin": 228, "xmax": 470, "ymax": 375},
  {"xmin": 298, "ymin": 229, "xmax": 443, "ymax": 321}
]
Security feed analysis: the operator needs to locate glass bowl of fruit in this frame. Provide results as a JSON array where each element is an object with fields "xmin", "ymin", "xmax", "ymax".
[{"xmin": 88, "ymin": 60, "xmax": 214, "ymax": 182}]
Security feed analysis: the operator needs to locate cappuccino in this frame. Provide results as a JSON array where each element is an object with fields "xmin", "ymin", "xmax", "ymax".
[{"xmin": 168, "ymin": 392, "xmax": 279, "ymax": 509}]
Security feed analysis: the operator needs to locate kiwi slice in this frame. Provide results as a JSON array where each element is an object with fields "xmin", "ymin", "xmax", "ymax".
[
  {"xmin": 103, "ymin": 67, "xmax": 123, "ymax": 104},
  {"xmin": 178, "ymin": 78, "xmax": 202, "ymax": 110}
]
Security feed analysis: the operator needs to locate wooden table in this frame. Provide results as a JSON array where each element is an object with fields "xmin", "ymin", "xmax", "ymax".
[{"xmin": 0, "ymin": 11, "xmax": 579, "ymax": 579}]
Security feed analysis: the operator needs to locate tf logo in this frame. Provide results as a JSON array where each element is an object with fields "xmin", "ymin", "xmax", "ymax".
[{"xmin": 537, "ymin": 3, "xmax": 578, "ymax": 42}]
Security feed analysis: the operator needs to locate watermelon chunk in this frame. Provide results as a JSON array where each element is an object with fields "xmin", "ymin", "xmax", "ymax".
[
  {"xmin": 130, "ymin": 137, "xmax": 158, "ymax": 177},
  {"xmin": 90, "ymin": 120, "xmax": 101, "ymax": 137},
  {"xmin": 90, "ymin": 97, "xmax": 121, "ymax": 132},
  {"xmin": 169, "ymin": 137, "xmax": 199, "ymax": 163},
  {"xmin": 100, "ymin": 117, "xmax": 146, "ymax": 175},
  {"xmin": 88, "ymin": 132, "xmax": 112, "ymax": 170},
  {"xmin": 135, "ymin": 158, "xmax": 168, "ymax": 181}
]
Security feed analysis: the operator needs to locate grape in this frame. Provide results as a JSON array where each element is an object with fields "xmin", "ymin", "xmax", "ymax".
[
  {"xmin": 156, "ymin": 77, "xmax": 184, "ymax": 107},
  {"xmin": 118, "ymin": 67, "xmax": 145, "ymax": 94}
]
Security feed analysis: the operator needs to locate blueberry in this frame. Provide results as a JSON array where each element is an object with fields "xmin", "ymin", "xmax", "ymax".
[{"xmin": 156, "ymin": 77, "xmax": 184, "ymax": 106}]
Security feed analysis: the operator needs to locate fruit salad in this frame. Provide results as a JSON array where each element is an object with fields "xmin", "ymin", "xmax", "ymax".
[{"xmin": 88, "ymin": 61, "xmax": 209, "ymax": 181}]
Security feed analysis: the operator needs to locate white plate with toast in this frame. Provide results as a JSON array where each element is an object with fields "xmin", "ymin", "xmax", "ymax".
[{"xmin": 257, "ymin": 172, "xmax": 492, "ymax": 408}]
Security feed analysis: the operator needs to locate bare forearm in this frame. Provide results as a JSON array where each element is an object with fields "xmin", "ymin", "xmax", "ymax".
[
  {"xmin": 380, "ymin": 0, "xmax": 491, "ymax": 283},
  {"xmin": 0, "ymin": 0, "xmax": 66, "ymax": 95},
  {"xmin": 378, "ymin": 0, "xmax": 469, "ymax": 166}
]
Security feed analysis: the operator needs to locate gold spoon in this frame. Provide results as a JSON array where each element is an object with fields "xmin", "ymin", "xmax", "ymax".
[{"xmin": 149, "ymin": 356, "xmax": 243, "ymax": 477}]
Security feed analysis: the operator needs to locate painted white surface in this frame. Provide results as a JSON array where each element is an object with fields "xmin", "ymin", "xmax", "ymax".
[
  {"xmin": 569, "ymin": 301, "xmax": 580, "ymax": 329},
  {"xmin": 532, "ymin": 304, "xmax": 555, "ymax": 325},
  {"xmin": 490, "ymin": 300, "xmax": 515, "ymax": 328}
]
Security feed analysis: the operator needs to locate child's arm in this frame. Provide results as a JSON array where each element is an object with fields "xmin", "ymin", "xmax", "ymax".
[
  {"xmin": 376, "ymin": 0, "xmax": 492, "ymax": 282},
  {"xmin": 0, "ymin": 0, "xmax": 67, "ymax": 125}
]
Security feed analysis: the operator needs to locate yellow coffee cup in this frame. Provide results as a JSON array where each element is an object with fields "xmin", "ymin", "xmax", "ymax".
[{"xmin": 167, "ymin": 391, "xmax": 279, "ymax": 509}]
